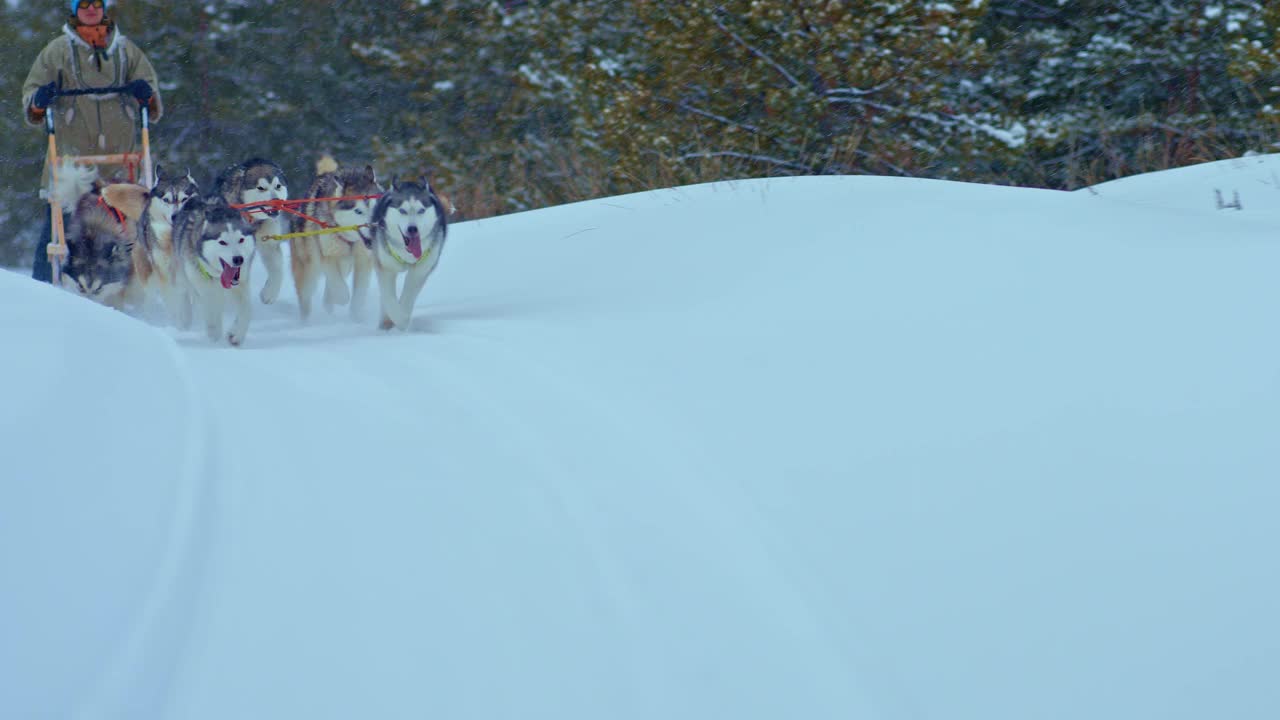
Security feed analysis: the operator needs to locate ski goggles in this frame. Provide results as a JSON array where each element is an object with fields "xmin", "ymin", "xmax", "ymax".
[{"xmin": 74, "ymin": 0, "xmax": 105, "ymax": 10}]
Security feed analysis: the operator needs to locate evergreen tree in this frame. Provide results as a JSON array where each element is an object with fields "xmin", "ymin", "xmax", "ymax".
[
  {"xmin": 0, "ymin": 0, "xmax": 69, "ymax": 265},
  {"xmin": 982, "ymin": 0, "xmax": 1268, "ymax": 187},
  {"xmin": 583, "ymin": 0, "xmax": 1020, "ymax": 188},
  {"xmin": 359, "ymin": 0, "xmax": 619, "ymax": 214},
  {"xmin": 1227, "ymin": 1, "xmax": 1280, "ymax": 144},
  {"xmin": 113, "ymin": 0, "xmax": 420, "ymax": 190}
]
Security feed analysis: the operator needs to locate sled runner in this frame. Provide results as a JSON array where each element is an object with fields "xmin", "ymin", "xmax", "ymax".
[{"xmin": 42, "ymin": 75, "xmax": 154, "ymax": 285}]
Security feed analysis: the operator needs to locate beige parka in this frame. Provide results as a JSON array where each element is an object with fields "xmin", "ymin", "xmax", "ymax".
[{"xmin": 22, "ymin": 22, "xmax": 163, "ymax": 188}]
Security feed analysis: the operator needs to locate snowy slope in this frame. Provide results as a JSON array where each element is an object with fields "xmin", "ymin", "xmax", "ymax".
[{"xmin": 3, "ymin": 159, "xmax": 1279, "ymax": 720}]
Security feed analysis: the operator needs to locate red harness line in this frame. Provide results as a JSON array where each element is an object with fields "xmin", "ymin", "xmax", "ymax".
[
  {"xmin": 228, "ymin": 194, "xmax": 383, "ymax": 230},
  {"xmin": 98, "ymin": 195, "xmax": 127, "ymax": 230}
]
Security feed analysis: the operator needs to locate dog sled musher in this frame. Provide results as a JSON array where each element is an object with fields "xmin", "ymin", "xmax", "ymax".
[{"xmin": 40, "ymin": 72, "xmax": 155, "ymax": 286}]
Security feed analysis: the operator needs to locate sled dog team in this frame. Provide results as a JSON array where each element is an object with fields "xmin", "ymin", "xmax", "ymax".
[{"xmin": 50, "ymin": 155, "xmax": 449, "ymax": 346}]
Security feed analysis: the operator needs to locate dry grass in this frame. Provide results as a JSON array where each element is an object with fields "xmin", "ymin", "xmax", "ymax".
[
  {"xmin": 436, "ymin": 119, "xmax": 1269, "ymax": 227},
  {"xmin": 1014, "ymin": 121, "xmax": 1260, "ymax": 191}
]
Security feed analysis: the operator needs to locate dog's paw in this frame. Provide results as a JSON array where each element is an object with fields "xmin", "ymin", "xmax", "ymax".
[
  {"xmin": 227, "ymin": 332, "xmax": 245, "ymax": 347},
  {"xmin": 379, "ymin": 316, "xmax": 395, "ymax": 331},
  {"xmin": 260, "ymin": 286, "xmax": 277, "ymax": 305}
]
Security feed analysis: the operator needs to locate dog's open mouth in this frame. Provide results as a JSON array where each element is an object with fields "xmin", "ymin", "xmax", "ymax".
[
  {"xmin": 404, "ymin": 229, "xmax": 423, "ymax": 260},
  {"xmin": 219, "ymin": 259, "xmax": 241, "ymax": 289}
]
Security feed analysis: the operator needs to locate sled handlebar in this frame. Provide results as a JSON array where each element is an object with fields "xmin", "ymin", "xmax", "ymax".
[
  {"xmin": 52, "ymin": 84, "xmax": 133, "ymax": 97},
  {"xmin": 49, "ymin": 70, "xmax": 134, "ymax": 98}
]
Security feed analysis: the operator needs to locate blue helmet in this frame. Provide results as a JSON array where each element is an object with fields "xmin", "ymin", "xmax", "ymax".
[{"xmin": 70, "ymin": 0, "xmax": 111, "ymax": 13}]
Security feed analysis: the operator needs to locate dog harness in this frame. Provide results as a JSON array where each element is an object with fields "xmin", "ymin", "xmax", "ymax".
[
  {"xmin": 97, "ymin": 195, "xmax": 127, "ymax": 230},
  {"xmin": 195, "ymin": 256, "xmax": 218, "ymax": 281},
  {"xmin": 385, "ymin": 237, "xmax": 422, "ymax": 268}
]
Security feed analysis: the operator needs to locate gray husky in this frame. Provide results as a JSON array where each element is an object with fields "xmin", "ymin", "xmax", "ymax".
[
  {"xmin": 289, "ymin": 155, "xmax": 382, "ymax": 321},
  {"xmin": 49, "ymin": 159, "xmax": 149, "ymax": 310},
  {"xmin": 172, "ymin": 195, "xmax": 258, "ymax": 346},
  {"xmin": 367, "ymin": 178, "xmax": 448, "ymax": 330},
  {"xmin": 132, "ymin": 165, "xmax": 200, "ymax": 324},
  {"xmin": 60, "ymin": 187, "xmax": 138, "ymax": 309},
  {"xmin": 214, "ymin": 157, "xmax": 289, "ymax": 305}
]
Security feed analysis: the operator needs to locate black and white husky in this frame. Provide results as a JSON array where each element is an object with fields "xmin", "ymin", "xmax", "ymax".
[
  {"xmin": 213, "ymin": 157, "xmax": 289, "ymax": 305},
  {"xmin": 366, "ymin": 178, "xmax": 448, "ymax": 331},
  {"xmin": 172, "ymin": 195, "xmax": 258, "ymax": 346}
]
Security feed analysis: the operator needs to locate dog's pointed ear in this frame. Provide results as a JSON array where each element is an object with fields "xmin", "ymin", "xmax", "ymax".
[
  {"xmin": 152, "ymin": 164, "xmax": 165, "ymax": 187},
  {"xmin": 388, "ymin": 175, "xmax": 398, "ymax": 192},
  {"xmin": 364, "ymin": 164, "xmax": 377, "ymax": 184},
  {"xmin": 101, "ymin": 183, "xmax": 150, "ymax": 222}
]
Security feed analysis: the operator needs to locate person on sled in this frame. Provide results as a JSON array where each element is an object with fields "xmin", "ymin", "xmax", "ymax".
[{"xmin": 20, "ymin": 0, "xmax": 163, "ymax": 283}]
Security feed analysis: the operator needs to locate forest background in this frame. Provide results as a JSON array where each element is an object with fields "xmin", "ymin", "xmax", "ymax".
[{"xmin": 3, "ymin": 0, "xmax": 1279, "ymax": 265}]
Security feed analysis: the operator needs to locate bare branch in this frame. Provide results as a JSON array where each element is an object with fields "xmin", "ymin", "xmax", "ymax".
[
  {"xmin": 709, "ymin": 7, "xmax": 803, "ymax": 90},
  {"xmin": 657, "ymin": 96, "xmax": 762, "ymax": 134},
  {"xmin": 676, "ymin": 151, "xmax": 813, "ymax": 172}
]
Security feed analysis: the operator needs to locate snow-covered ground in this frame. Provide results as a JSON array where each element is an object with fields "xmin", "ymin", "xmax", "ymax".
[{"xmin": 3, "ymin": 156, "xmax": 1279, "ymax": 719}]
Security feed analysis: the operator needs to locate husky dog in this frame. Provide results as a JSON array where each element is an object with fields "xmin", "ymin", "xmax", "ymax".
[
  {"xmin": 172, "ymin": 195, "xmax": 258, "ymax": 346},
  {"xmin": 213, "ymin": 157, "xmax": 289, "ymax": 305},
  {"xmin": 367, "ymin": 178, "xmax": 448, "ymax": 331},
  {"xmin": 289, "ymin": 155, "xmax": 382, "ymax": 321},
  {"xmin": 131, "ymin": 165, "xmax": 200, "ymax": 324},
  {"xmin": 50, "ymin": 159, "xmax": 149, "ymax": 310}
]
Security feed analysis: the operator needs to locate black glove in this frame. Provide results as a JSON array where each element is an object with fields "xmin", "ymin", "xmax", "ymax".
[
  {"xmin": 127, "ymin": 79, "xmax": 153, "ymax": 104},
  {"xmin": 32, "ymin": 81, "xmax": 58, "ymax": 109}
]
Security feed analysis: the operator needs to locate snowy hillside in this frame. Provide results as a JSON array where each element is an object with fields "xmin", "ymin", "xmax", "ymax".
[{"xmin": 3, "ymin": 157, "xmax": 1279, "ymax": 719}]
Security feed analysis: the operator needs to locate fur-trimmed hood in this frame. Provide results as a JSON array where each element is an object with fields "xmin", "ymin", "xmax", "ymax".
[{"xmin": 62, "ymin": 22, "xmax": 125, "ymax": 55}]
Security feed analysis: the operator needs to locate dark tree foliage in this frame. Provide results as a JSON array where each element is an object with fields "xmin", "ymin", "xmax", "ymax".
[{"xmin": 3, "ymin": 0, "xmax": 1280, "ymax": 265}]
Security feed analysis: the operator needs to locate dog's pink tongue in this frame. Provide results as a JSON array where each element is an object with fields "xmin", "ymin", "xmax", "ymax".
[
  {"xmin": 220, "ymin": 262, "xmax": 240, "ymax": 289},
  {"xmin": 406, "ymin": 232, "xmax": 423, "ymax": 259}
]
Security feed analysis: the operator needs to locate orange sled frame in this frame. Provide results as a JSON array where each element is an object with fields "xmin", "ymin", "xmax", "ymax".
[{"xmin": 43, "ymin": 85, "xmax": 153, "ymax": 285}]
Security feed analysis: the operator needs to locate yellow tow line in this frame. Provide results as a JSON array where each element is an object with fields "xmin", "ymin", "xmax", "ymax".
[{"xmin": 262, "ymin": 224, "xmax": 368, "ymax": 242}]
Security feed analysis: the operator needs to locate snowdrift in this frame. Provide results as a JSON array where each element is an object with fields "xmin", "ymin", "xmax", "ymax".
[{"xmin": 3, "ymin": 158, "xmax": 1279, "ymax": 719}]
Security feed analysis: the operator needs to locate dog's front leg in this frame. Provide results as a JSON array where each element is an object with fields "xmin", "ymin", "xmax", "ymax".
[
  {"xmin": 227, "ymin": 284, "xmax": 253, "ymax": 347},
  {"xmin": 397, "ymin": 261, "xmax": 436, "ymax": 329},
  {"xmin": 162, "ymin": 283, "xmax": 191, "ymax": 329},
  {"xmin": 375, "ymin": 267, "xmax": 409, "ymax": 331},
  {"xmin": 257, "ymin": 237, "xmax": 284, "ymax": 305},
  {"xmin": 322, "ymin": 259, "xmax": 351, "ymax": 311},
  {"xmin": 121, "ymin": 278, "xmax": 147, "ymax": 313},
  {"xmin": 202, "ymin": 290, "xmax": 226, "ymax": 344},
  {"xmin": 176, "ymin": 287, "xmax": 194, "ymax": 330},
  {"xmin": 350, "ymin": 245, "xmax": 372, "ymax": 321}
]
